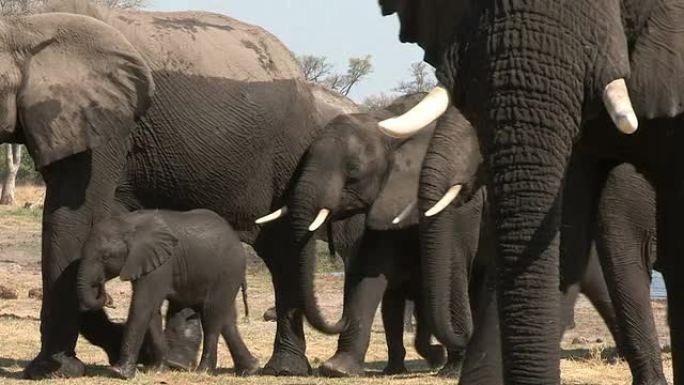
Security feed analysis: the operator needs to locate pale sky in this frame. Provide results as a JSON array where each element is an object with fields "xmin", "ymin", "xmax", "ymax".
[{"xmin": 144, "ymin": 0, "xmax": 427, "ymax": 103}]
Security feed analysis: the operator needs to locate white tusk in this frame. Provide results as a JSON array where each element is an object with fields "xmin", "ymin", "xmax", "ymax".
[
  {"xmin": 308, "ymin": 208, "xmax": 331, "ymax": 232},
  {"xmin": 425, "ymin": 185, "xmax": 463, "ymax": 217},
  {"xmin": 392, "ymin": 201, "xmax": 417, "ymax": 225},
  {"xmin": 378, "ymin": 85, "xmax": 450, "ymax": 138},
  {"xmin": 603, "ymin": 78, "xmax": 638, "ymax": 135},
  {"xmin": 255, "ymin": 206, "xmax": 288, "ymax": 224}
]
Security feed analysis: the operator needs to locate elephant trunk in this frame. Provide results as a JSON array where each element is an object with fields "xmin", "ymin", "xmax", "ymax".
[
  {"xmin": 485, "ymin": 42, "xmax": 582, "ymax": 383},
  {"xmin": 420, "ymin": 201, "xmax": 472, "ymax": 350},
  {"xmin": 290, "ymin": 176, "xmax": 347, "ymax": 335},
  {"xmin": 77, "ymin": 256, "xmax": 107, "ymax": 312},
  {"xmin": 419, "ymin": 108, "xmax": 482, "ymax": 351}
]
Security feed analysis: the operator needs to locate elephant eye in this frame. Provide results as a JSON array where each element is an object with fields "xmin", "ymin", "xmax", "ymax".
[{"xmin": 347, "ymin": 161, "xmax": 363, "ymax": 178}]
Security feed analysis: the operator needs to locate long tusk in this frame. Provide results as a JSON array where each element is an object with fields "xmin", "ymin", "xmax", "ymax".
[
  {"xmin": 255, "ymin": 206, "xmax": 288, "ymax": 224},
  {"xmin": 378, "ymin": 85, "xmax": 450, "ymax": 138},
  {"xmin": 308, "ymin": 208, "xmax": 331, "ymax": 232},
  {"xmin": 603, "ymin": 78, "xmax": 638, "ymax": 135},
  {"xmin": 425, "ymin": 185, "xmax": 463, "ymax": 217},
  {"xmin": 392, "ymin": 201, "xmax": 417, "ymax": 225}
]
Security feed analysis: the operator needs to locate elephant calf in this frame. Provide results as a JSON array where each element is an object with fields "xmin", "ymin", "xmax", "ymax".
[{"xmin": 77, "ymin": 209, "xmax": 259, "ymax": 379}]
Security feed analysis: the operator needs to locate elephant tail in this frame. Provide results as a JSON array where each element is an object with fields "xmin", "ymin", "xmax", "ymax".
[{"xmin": 241, "ymin": 280, "xmax": 249, "ymax": 319}]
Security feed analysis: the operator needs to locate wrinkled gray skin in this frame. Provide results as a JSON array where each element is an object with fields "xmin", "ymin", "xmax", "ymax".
[
  {"xmin": 284, "ymin": 94, "xmax": 622, "ymax": 378},
  {"xmin": 282, "ymin": 93, "xmax": 457, "ymax": 376},
  {"xmin": 0, "ymin": 2, "xmax": 354, "ymax": 379},
  {"xmin": 380, "ymin": 1, "xmax": 684, "ymax": 383},
  {"xmin": 417, "ymin": 107, "xmax": 661, "ymax": 385},
  {"xmin": 77, "ymin": 209, "xmax": 259, "ymax": 379}
]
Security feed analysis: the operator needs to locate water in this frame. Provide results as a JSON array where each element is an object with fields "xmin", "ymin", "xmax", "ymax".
[{"xmin": 651, "ymin": 271, "xmax": 667, "ymax": 300}]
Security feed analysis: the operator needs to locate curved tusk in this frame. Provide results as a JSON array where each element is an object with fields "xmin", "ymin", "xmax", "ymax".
[
  {"xmin": 425, "ymin": 185, "xmax": 463, "ymax": 217},
  {"xmin": 378, "ymin": 85, "xmax": 450, "ymax": 138},
  {"xmin": 392, "ymin": 201, "xmax": 417, "ymax": 225},
  {"xmin": 255, "ymin": 206, "xmax": 288, "ymax": 224},
  {"xmin": 603, "ymin": 78, "xmax": 638, "ymax": 135},
  {"xmin": 308, "ymin": 208, "xmax": 331, "ymax": 232}
]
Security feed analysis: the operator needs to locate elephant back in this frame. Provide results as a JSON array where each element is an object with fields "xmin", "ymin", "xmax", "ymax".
[{"xmin": 41, "ymin": 0, "xmax": 303, "ymax": 82}]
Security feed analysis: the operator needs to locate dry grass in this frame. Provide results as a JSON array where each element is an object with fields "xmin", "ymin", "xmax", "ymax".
[{"xmin": 0, "ymin": 186, "xmax": 674, "ymax": 384}]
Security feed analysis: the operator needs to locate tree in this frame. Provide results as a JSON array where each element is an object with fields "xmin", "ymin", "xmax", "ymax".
[
  {"xmin": 297, "ymin": 55, "xmax": 332, "ymax": 83},
  {"xmin": 328, "ymin": 56, "xmax": 373, "ymax": 96},
  {"xmin": 298, "ymin": 54, "xmax": 373, "ymax": 97},
  {"xmin": 393, "ymin": 61, "xmax": 437, "ymax": 95},
  {"xmin": 360, "ymin": 61, "xmax": 438, "ymax": 111},
  {"xmin": 359, "ymin": 92, "xmax": 395, "ymax": 112},
  {"xmin": 0, "ymin": 144, "xmax": 22, "ymax": 205}
]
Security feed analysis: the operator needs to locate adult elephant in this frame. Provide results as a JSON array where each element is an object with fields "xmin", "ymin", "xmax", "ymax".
[
  {"xmin": 257, "ymin": 93, "xmax": 462, "ymax": 376},
  {"xmin": 418, "ymin": 144, "xmax": 663, "ymax": 384},
  {"xmin": 404, "ymin": 105, "xmax": 658, "ymax": 384},
  {"xmin": 377, "ymin": 1, "xmax": 684, "ymax": 383},
  {"xmin": 5, "ymin": 2, "xmax": 353, "ymax": 379}
]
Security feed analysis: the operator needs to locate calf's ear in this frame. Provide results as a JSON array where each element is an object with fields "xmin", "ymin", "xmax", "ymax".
[{"xmin": 120, "ymin": 214, "xmax": 177, "ymax": 281}]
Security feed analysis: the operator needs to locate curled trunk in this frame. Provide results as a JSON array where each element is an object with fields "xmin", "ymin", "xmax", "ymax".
[
  {"xmin": 290, "ymin": 179, "xmax": 346, "ymax": 335},
  {"xmin": 419, "ymin": 109, "xmax": 481, "ymax": 351},
  {"xmin": 77, "ymin": 258, "xmax": 106, "ymax": 312}
]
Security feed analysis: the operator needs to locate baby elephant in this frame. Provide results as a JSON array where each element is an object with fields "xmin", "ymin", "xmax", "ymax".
[{"xmin": 77, "ymin": 209, "xmax": 259, "ymax": 379}]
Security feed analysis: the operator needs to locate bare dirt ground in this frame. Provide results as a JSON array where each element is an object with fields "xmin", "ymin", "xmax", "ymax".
[{"xmin": 0, "ymin": 186, "xmax": 673, "ymax": 384}]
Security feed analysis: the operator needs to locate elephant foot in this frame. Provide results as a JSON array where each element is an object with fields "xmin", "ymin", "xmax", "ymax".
[
  {"xmin": 436, "ymin": 358, "xmax": 462, "ymax": 378},
  {"xmin": 422, "ymin": 345, "xmax": 447, "ymax": 369},
  {"xmin": 235, "ymin": 357, "xmax": 260, "ymax": 376},
  {"xmin": 260, "ymin": 351, "xmax": 311, "ymax": 376},
  {"xmin": 383, "ymin": 362, "xmax": 408, "ymax": 375},
  {"xmin": 319, "ymin": 354, "xmax": 364, "ymax": 377},
  {"xmin": 436, "ymin": 349, "xmax": 463, "ymax": 378},
  {"xmin": 111, "ymin": 364, "xmax": 137, "ymax": 380},
  {"xmin": 23, "ymin": 352, "xmax": 85, "ymax": 380}
]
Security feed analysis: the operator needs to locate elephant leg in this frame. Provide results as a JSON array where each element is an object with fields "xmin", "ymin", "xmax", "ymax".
[
  {"xmin": 320, "ymin": 274, "xmax": 387, "ymax": 377},
  {"xmin": 381, "ymin": 290, "xmax": 408, "ymax": 375},
  {"xmin": 147, "ymin": 310, "xmax": 167, "ymax": 369},
  {"xmin": 459, "ymin": 265, "xmax": 503, "ymax": 385},
  {"xmin": 579, "ymin": 246, "xmax": 622, "ymax": 358},
  {"xmin": 254, "ymin": 222, "xmax": 310, "ymax": 376},
  {"xmin": 24, "ymin": 143, "xmax": 129, "ymax": 380},
  {"xmin": 559, "ymin": 281, "xmax": 580, "ymax": 335},
  {"xmin": 559, "ymin": 154, "xmax": 606, "ymax": 311},
  {"xmin": 221, "ymin": 302, "xmax": 259, "ymax": 376},
  {"xmin": 598, "ymin": 164, "xmax": 664, "ymax": 385},
  {"xmin": 412, "ymin": 297, "xmax": 446, "ymax": 371},
  {"xmin": 196, "ymin": 312, "xmax": 222, "ymax": 373},
  {"xmin": 112, "ymin": 284, "xmax": 166, "ymax": 380},
  {"xmin": 404, "ymin": 300, "xmax": 415, "ymax": 333}
]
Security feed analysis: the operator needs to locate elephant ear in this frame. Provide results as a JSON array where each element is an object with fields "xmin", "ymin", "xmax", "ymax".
[
  {"xmin": 17, "ymin": 13, "xmax": 154, "ymax": 168},
  {"xmin": 120, "ymin": 213, "xmax": 178, "ymax": 281},
  {"xmin": 366, "ymin": 129, "xmax": 434, "ymax": 230},
  {"xmin": 627, "ymin": 1, "xmax": 684, "ymax": 119}
]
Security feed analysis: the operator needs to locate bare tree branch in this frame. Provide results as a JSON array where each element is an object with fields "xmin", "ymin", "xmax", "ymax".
[
  {"xmin": 297, "ymin": 55, "xmax": 333, "ymax": 82},
  {"xmin": 393, "ymin": 61, "xmax": 437, "ymax": 95}
]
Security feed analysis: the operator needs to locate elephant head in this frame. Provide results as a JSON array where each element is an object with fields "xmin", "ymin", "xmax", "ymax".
[
  {"xmin": 379, "ymin": 1, "xmax": 684, "ymax": 382},
  {"xmin": 256, "ymin": 93, "xmax": 435, "ymax": 334},
  {"xmin": 0, "ymin": 12, "xmax": 153, "ymax": 167},
  {"xmin": 77, "ymin": 212, "xmax": 178, "ymax": 312}
]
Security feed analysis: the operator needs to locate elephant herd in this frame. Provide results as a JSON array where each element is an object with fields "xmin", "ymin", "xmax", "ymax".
[{"xmin": 0, "ymin": 1, "xmax": 682, "ymax": 385}]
